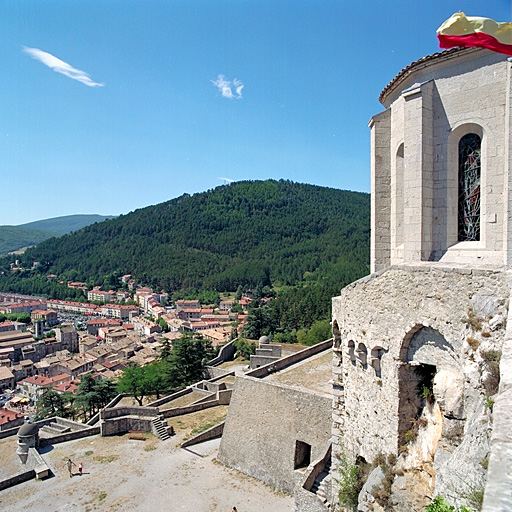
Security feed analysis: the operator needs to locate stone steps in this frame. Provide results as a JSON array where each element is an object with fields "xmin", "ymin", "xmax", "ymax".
[
  {"xmin": 311, "ymin": 458, "xmax": 332, "ymax": 509},
  {"xmin": 151, "ymin": 416, "xmax": 170, "ymax": 441},
  {"xmin": 40, "ymin": 422, "xmax": 71, "ymax": 435}
]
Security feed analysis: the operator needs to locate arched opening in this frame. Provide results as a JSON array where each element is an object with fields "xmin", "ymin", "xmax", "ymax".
[
  {"xmin": 347, "ymin": 341, "xmax": 356, "ymax": 366},
  {"xmin": 398, "ymin": 326, "xmax": 459, "ymax": 444},
  {"xmin": 357, "ymin": 343, "xmax": 368, "ymax": 369},
  {"xmin": 371, "ymin": 346, "xmax": 386, "ymax": 378},
  {"xmin": 458, "ymin": 133, "xmax": 481, "ymax": 241}
]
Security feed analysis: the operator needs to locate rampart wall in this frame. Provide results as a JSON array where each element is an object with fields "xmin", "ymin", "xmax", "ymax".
[
  {"xmin": 332, "ymin": 264, "xmax": 511, "ymax": 507},
  {"xmin": 218, "ymin": 375, "xmax": 331, "ymax": 493}
]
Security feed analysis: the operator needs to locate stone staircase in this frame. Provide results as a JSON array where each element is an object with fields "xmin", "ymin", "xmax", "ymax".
[
  {"xmin": 151, "ymin": 416, "xmax": 170, "ymax": 441},
  {"xmin": 311, "ymin": 458, "xmax": 332, "ymax": 509},
  {"xmin": 40, "ymin": 422, "xmax": 70, "ymax": 435}
]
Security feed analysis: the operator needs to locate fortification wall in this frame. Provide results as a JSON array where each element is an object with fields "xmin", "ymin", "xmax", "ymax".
[
  {"xmin": 332, "ymin": 264, "xmax": 510, "ymax": 508},
  {"xmin": 218, "ymin": 375, "xmax": 331, "ymax": 493}
]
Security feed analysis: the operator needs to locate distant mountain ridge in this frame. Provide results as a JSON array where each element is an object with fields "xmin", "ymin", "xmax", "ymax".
[
  {"xmin": 1, "ymin": 180, "xmax": 370, "ymax": 294},
  {"xmin": 0, "ymin": 214, "xmax": 116, "ymax": 255}
]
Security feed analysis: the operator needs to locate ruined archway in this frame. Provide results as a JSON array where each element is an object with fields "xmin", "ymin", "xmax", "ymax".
[{"xmin": 398, "ymin": 326, "xmax": 461, "ymax": 442}]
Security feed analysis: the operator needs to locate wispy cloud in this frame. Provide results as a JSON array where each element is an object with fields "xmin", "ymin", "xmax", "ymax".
[
  {"xmin": 211, "ymin": 75, "xmax": 244, "ymax": 99},
  {"xmin": 22, "ymin": 46, "xmax": 104, "ymax": 87},
  {"xmin": 218, "ymin": 177, "xmax": 235, "ymax": 183}
]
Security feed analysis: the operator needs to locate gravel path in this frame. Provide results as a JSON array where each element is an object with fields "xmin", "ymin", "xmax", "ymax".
[{"xmin": 0, "ymin": 434, "xmax": 293, "ymax": 512}]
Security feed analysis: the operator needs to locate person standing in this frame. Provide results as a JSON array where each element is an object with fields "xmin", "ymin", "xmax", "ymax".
[
  {"xmin": 78, "ymin": 462, "xmax": 83, "ymax": 475},
  {"xmin": 66, "ymin": 459, "xmax": 76, "ymax": 477}
]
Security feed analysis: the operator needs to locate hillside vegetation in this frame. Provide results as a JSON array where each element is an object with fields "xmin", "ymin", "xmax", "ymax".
[
  {"xmin": 0, "ymin": 214, "xmax": 115, "ymax": 255},
  {"xmin": 21, "ymin": 214, "xmax": 116, "ymax": 235},
  {"xmin": 0, "ymin": 180, "xmax": 370, "ymax": 306},
  {"xmin": 0, "ymin": 225, "xmax": 58, "ymax": 255}
]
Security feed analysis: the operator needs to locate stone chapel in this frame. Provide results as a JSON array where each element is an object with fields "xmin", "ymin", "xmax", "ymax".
[{"xmin": 331, "ymin": 47, "xmax": 512, "ymax": 511}]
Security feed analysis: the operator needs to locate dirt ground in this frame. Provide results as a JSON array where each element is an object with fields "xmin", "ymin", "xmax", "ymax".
[{"xmin": 0, "ymin": 432, "xmax": 293, "ymax": 512}]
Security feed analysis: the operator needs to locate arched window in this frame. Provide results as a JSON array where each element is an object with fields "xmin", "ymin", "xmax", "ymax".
[
  {"xmin": 347, "ymin": 341, "xmax": 356, "ymax": 366},
  {"xmin": 458, "ymin": 134, "xmax": 481, "ymax": 241},
  {"xmin": 357, "ymin": 343, "xmax": 368, "ymax": 368}
]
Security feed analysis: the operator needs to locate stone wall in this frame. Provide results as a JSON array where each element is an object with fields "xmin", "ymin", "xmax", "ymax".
[
  {"xmin": 218, "ymin": 375, "xmax": 332, "ymax": 493},
  {"xmin": 39, "ymin": 426, "xmax": 100, "ymax": 447},
  {"xmin": 482, "ymin": 307, "xmax": 512, "ymax": 512},
  {"xmin": 102, "ymin": 406, "xmax": 159, "ymax": 419},
  {"xmin": 208, "ymin": 338, "xmax": 236, "ymax": 366},
  {"xmin": 332, "ymin": 264, "xmax": 510, "ymax": 508},
  {"xmin": 246, "ymin": 339, "xmax": 332, "ymax": 379},
  {"xmin": 100, "ymin": 416, "xmax": 154, "ymax": 437},
  {"xmin": 162, "ymin": 399, "xmax": 219, "ymax": 419},
  {"xmin": 181, "ymin": 421, "xmax": 225, "ymax": 448}
]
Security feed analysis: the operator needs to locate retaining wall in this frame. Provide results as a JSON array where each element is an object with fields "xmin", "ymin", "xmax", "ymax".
[
  {"xmin": 206, "ymin": 366, "xmax": 232, "ymax": 379},
  {"xmin": 208, "ymin": 339, "xmax": 236, "ymax": 367},
  {"xmin": 101, "ymin": 416, "xmax": 153, "ymax": 437},
  {"xmin": 87, "ymin": 394, "xmax": 127, "ymax": 425},
  {"xmin": 0, "ymin": 469, "xmax": 35, "ymax": 491},
  {"xmin": 147, "ymin": 387, "xmax": 190, "ymax": 408},
  {"xmin": 181, "ymin": 421, "xmax": 225, "ymax": 448},
  {"xmin": 102, "ymin": 406, "xmax": 159, "ymax": 419},
  {"xmin": 218, "ymin": 375, "xmax": 332, "ymax": 493},
  {"xmin": 246, "ymin": 339, "xmax": 332, "ymax": 379},
  {"xmin": 162, "ymin": 399, "xmax": 219, "ymax": 419},
  {"xmin": 39, "ymin": 426, "xmax": 100, "ymax": 447}
]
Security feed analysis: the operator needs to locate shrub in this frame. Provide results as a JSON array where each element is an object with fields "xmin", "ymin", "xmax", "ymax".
[
  {"xmin": 425, "ymin": 495, "xmax": 472, "ymax": 512},
  {"xmin": 234, "ymin": 338, "xmax": 256, "ymax": 360},
  {"xmin": 466, "ymin": 337, "xmax": 480, "ymax": 351},
  {"xmin": 336, "ymin": 452, "xmax": 360, "ymax": 511},
  {"xmin": 402, "ymin": 429, "xmax": 418, "ymax": 445},
  {"xmin": 481, "ymin": 349, "xmax": 501, "ymax": 363}
]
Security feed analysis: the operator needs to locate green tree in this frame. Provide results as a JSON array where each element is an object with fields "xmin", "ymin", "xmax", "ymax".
[
  {"xmin": 234, "ymin": 338, "xmax": 256, "ymax": 360},
  {"xmin": 116, "ymin": 363, "xmax": 148, "ymax": 406},
  {"xmin": 36, "ymin": 388, "xmax": 66, "ymax": 418}
]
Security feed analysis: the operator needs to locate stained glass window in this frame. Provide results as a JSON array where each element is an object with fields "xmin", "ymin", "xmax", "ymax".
[{"xmin": 458, "ymin": 134, "xmax": 481, "ymax": 241}]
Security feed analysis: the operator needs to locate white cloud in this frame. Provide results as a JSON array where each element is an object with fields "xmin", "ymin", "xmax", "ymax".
[
  {"xmin": 22, "ymin": 46, "xmax": 104, "ymax": 87},
  {"xmin": 211, "ymin": 74, "xmax": 244, "ymax": 99},
  {"xmin": 218, "ymin": 177, "xmax": 235, "ymax": 183}
]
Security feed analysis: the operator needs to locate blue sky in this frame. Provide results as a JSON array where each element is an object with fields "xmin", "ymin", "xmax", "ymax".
[{"xmin": 1, "ymin": 1, "xmax": 510, "ymax": 225}]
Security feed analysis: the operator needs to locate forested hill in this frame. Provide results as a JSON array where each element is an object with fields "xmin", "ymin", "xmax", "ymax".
[
  {"xmin": 1, "ymin": 180, "xmax": 370, "ymax": 295},
  {"xmin": 0, "ymin": 214, "xmax": 115, "ymax": 255}
]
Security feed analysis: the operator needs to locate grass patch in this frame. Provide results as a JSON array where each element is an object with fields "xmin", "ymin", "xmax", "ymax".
[
  {"xmin": 94, "ymin": 455, "xmax": 119, "ymax": 463},
  {"xmin": 84, "ymin": 450, "xmax": 93, "ymax": 456},
  {"xmin": 98, "ymin": 492, "xmax": 107, "ymax": 501}
]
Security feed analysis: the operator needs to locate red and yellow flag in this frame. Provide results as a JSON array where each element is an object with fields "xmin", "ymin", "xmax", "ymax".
[{"xmin": 437, "ymin": 12, "xmax": 512, "ymax": 56}]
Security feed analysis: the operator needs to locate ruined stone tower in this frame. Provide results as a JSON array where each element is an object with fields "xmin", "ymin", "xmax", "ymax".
[{"xmin": 332, "ymin": 48, "xmax": 512, "ymax": 511}]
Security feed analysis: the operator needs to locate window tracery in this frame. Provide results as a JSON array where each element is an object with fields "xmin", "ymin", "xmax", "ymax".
[{"xmin": 458, "ymin": 133, "xmax": 481, "ymax": 241}]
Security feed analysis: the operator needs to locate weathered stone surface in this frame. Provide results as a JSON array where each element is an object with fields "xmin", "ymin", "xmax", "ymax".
[
  {"xmin": 358, "ymin": 466, "xmax": 385, "ymax": 512},
  {"xmin": 331, "ymin": 265, "xmax": 508, "ymax": 511},
  {"xmin": 218, "ymin": 375, "xmax": 331, "ymax": 493}
]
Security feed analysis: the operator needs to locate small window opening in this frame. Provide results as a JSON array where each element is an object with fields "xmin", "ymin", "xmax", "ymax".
[
  {"xmin": 371, "ymin": 347, "xmax": 385, "ymax": 378},
  {"xmin": 347, "ymin": 341, "xmax": 356, "ymax": 366},
  {"xmin": 357, "ymin": 343, "xmax": 368, "ymax": 368}
]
